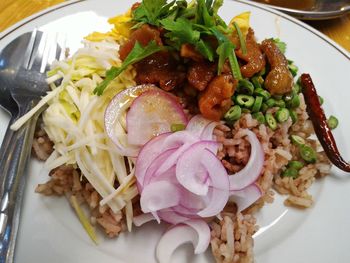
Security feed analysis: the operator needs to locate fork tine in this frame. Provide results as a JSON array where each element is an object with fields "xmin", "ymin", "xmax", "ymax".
[
  {"xmin": 22, "ymin": 29, "xmax": 38, "ymax": 70},
  {"xmin": 57, "ymin": 32, "xmax": 67, "ymax": 62},
  {"xmin": 24, "ymin": 31, "xmax": 45, "ymax": 70}
]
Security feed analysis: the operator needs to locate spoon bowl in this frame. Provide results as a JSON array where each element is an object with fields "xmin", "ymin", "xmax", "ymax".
[{"xmin": 246, "ymin": 0, "xmax": 350, "ymax": 20}]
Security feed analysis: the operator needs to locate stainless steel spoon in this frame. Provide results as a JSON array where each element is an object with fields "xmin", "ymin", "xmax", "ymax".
[
  {"xmin": 0, "ymin": 30, "xmax": 64, "ymax": 263},
  {"xmin": 245, "ymin": 0, "xmax": 350, "ymax": 20}
]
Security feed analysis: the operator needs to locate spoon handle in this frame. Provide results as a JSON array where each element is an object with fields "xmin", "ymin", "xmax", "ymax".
[{"xmin": 0, "ymin": 106, "xmax": 38, "ymax": 263}]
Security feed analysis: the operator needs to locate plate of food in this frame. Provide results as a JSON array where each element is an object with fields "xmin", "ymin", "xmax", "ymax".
[{"xmin": 0, "ymin": 0, "xmax": 349, "ymax": 263}]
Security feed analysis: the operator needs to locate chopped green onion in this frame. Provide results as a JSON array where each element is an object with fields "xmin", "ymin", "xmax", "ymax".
[
  {"xmin": 299, "ymin": 144, "xmax": 317, "ymax": 163},
  {"xmin": 289, "ymin": 110, "xmax": 298, "ymax": 124},
  {"xmin": 327, "ymin": 115, "xmax": 339, "ymax": 130},
  {"xmin": 251, "ymin": 76, "xmax": 263, "ymax": 90},
  {"xmin": 224, "ymin": 105, "xmax": 242, "ymax": 122},
  {"xmin": 292, "ymin": 83, "xmax": 301, "ymax": 94},
  {"xmin": 318, "ymin": 96, "xmax": 324, "ymax": 105},
  {"xmin": 287, "ymin": 160, "xmax": 304, "ymax": 170},
  {"xmin": 286, "ymin": 94, "xmax": 300, "ymax": 109},
  {"xmin": 237, "ymin": 79, "xmax": 255, "ymax": 95},
  {"xmin": 281, "ymin": 167, "xmax": 299, "ymax": 179},
  {"xmin": 233, "ymin": 21, "xmax": 247, "ymax": 55},
  {"xmin": 251, "ymin": 96, "xmax": 263, "ymax": 113},
  {"xmin": 235, "ymin": 94, "xmax": 255, "ymax": 108},
  {"xmin": 275, "ymin": 108, "xmax": 290, "ymax": 123},
  {"xmin": 291, "ymin": 135, "xmax": 306, "ymax": 146},
  {"xmin": 288, "ymin": 63, "xmax": 298, "ymax": 77},
  {"xmin": 171, "ymin": 123, "xmax": 186, "ymax": 132},
  {"xmin": 274, "ymin": 99, "xmax": 286, "ymax": 108},
  {"xmin": 252, "ymin": 112, "xmax": 265, "ymax": 124},
  {"xmin": 261, "ymin": 103, "xmax": 268, "ymax": 113},
  {"xmin": 265, "ymin": 113, "xmax": 277, "ymax": 130},
  {"xmin": 241, "ymin": 108, "xmax": 251, "ymax": 114},
  {"xmin": 272, "ymin": 95, "xmax": 283, "ymax": 100},
  {"xmin": 254, "ymin": 88, "xmax": 271, "ymax": 101},
  {"xmin": 266, "ymin": 98, "xmax": 276, "ymax": 108}
]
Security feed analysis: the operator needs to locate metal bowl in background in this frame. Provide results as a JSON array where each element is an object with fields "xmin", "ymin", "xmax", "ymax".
[{"xmin": 246, "ymin": 0, "xmax": 350, "ymax": 20}]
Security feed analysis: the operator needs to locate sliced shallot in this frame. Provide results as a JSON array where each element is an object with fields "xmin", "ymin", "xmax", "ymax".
[
  {"xmin": 156, "ymin": 220, "xmax": 210, "ymax": 263},
  {"xmin": 104, "ymin": 84, "xmax": 157, "ymax": 156},
  {"xmin": 140, "ymin": 181, "xmax": 181, "ymax": 213},
  {"xmin": 229, "ymin": 183, "xmax": 262, "ymax": 212},
  {"xmin": 229, "ymin": 129, "xmax": 265, "ymax": 190},
  {"xmin": 127, "ymin": 89, "xmax": 188, "ymax": 145}
]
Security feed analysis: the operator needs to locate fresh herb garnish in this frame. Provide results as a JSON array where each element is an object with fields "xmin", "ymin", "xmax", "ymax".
[
  {"xmin": 211, "ymin": 27, "xmax": 242, "ymax": 79},
  {"xmin": 93, "ymin": 41, "xmax": 162, "ymax": 95},
  {"xmin": 96, "ymin": 0, "xmax": 244, "ymax": 95},
  {"xmin": 132, "ymin": 0, "xmax": 176, "ymax": 26},
  {"xmin": 233, "ymin": 21, "xmax": 247, "ymax": 55},
  {"xmin": 273, "ymin": 38, "xmax": 287, "ymax": 54}
]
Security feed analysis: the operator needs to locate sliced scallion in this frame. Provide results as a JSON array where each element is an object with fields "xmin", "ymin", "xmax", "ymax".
[
  {"xmin": 233, "ymin": 21, "xmax": 247, "ymax": 55},
  {"xmin": 327, "ymin": 115, "xmax": 339, "ymax": 130}
]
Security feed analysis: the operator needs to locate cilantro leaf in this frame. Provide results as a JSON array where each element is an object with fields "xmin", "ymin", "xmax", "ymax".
[
  {"xmin": 196, "ymin": 40, "xmax": 215, "ymax": 61},
  {"xmin": 161, "ymin": 17, "xmax": 215, "ymax": 61},
  {"xmin": 196, "ymin": 0, "xmax": 215, "ymax": 27},
  {"xmin": 93, "ymin": 41, "xmax": 162, "ymax": 95},
  {"xmin": 232, "ymin": 21, "xmax": 247, "ymax": 55},
  {"xmin": 132, "ymin": 0, "xmax": 175, "ymax": 26},
  {"xmin": 273, "ymin": 38, "xmax": 287, "ymax": 54},
  {"xmin": 211, "ymin": 27, "xmax": 242, "ymax": 80},
  {"xmin": 161, "ymin": 18, "xmax": 200, "ymax": 48},
  {"xmin": 212, "ymin": 0, "xmax": 224, "ymax": 14}
]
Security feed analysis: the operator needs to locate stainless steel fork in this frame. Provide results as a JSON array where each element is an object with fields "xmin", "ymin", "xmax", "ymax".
[{"xmin": 0, "ymin": 30, "xmax": 65, "ymax": 263}]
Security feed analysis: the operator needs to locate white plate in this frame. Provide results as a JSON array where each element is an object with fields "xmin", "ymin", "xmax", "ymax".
[{"xmin": 1, "ymin": 0, "xmax": 350, "ymax": 262}]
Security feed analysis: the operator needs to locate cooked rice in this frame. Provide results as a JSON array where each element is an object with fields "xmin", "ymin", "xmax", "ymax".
[
  {"xmin": 33, "ymin": 91, "xmax": 331, "ymax": 262},
  {"xmin": 35, "ymin": 164, "xmax": 126, "ymax": 238}
]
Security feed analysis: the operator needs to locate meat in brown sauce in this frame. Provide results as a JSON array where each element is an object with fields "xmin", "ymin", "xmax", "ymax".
[
  {"xmin": 199, "ymin": 74, "xmax": 237, "ymax": 121},
  {"xmin": 187, "ymin": 61, "xmax": 217, "ymax": 91},
  {"xmin": 118, "ymin": 24, "xmax": 163, "ymax": 61},
  {"xmin": 134, "ymin": 51, "xmax": 186, "ymax": 91},
  {"xmin": 119, "ymin": 24, "xmax": 185, "ymax": 90},
  {"xmin": 235, "ymin": 28, "xmax": 265, "ymax": 78},
  {"xmin": 260, "ymin": 39, "xmax": 293, "ymax": 95},
  {"xmin": 180, "ymin": 44, "xmax": 204, "ymax": 62}
]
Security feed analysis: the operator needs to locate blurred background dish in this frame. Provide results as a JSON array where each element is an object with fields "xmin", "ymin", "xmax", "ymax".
[
  {"xmin": 2, "ymin": 0, "xmax": 349, "ymax": 52},
  {"xmin": 249, "ymin": 0, "xmax": 350, "ymax": 20}
]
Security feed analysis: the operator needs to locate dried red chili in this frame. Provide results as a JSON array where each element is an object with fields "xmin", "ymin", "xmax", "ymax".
[{"xmin": 300, "ymin": 73, "xmax": 350, "ymax": 172}]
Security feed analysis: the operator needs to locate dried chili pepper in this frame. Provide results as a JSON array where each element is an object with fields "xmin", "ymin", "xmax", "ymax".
[{"xmin": 300, "ymin": 73, "xmax": 350, "ymax": 172}]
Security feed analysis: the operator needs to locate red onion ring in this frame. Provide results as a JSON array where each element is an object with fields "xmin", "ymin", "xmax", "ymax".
[{"xmin": 229, "ymin": 129, "xmax": 265, "ymax": 191}]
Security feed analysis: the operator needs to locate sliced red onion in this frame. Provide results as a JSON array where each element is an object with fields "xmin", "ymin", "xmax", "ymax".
[
  {"xmin": 143, "ymin": 148, "xmax": 177, "ymax": 186},
  {"xmin": 176, "ymin": 141, "xmax": 219, "ymax": 196},
  {"xmin": 156, "ymin": 220, "xmax": 210, "ymax": 263},
  {"xmin": 186, "ymin": 115, "xmax": 213, "ymax": 138},
  {"xmin": 104, "ymin": 84, "xmax": 157, "ymax": 157},
  {"xmin": 161, "ymin": 130, "xmax": 198, "ymax": 149},
  {"xmin": 195, "ymin": 149, "xmax": 230, "ymax": 217},
  {"xmin": 229, "ymin": 129, "xmax": 265, "ymax": 191},
  {"xmin": 158, "ymin": 209, "xmax": 190, "ymax": 225},
  {"xmin": 200, "ymin": 121, "xmax": 218, "ymax": 141},
  {"xmin": 229, "ymin": 183, "xmax": 262, "ymax": 212},
  {"xmin": 140, "ymin": 180, "xmax": 181, "ymax": 213},
  {"xmin": 156, "ymin": 225, "xmax": 198, "ymax": 263},
  {"xmin": 127, "ymin": 89, "xmax": 188, "ymax": 146},
  {"xmin": 183, "ymin": 219, "xmax": 211, "ymax": 254},
  {"xmin": 155, "ymin": 142, "xmax": 194, "ymax": 177},
  {"xmin": 133, "ymin": 213, "xmax": 156, "ymax": 227},
  {"xmin": 135, "ymin": 132, "xmax": 171, "ymax": 189},
  {"xmin": 176, "ymin": 141, "xmax": 228, "ymax": 198}
]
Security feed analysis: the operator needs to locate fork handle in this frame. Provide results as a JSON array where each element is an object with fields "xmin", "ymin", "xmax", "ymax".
[{"xmin": 0, "ymin": 111, "xmax": 38, "ymax": 263}]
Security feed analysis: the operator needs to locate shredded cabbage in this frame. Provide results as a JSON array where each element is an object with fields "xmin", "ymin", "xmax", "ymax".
[{"xmin": 11, "ymin": 33, "xmax": 139, "ymax": 232}]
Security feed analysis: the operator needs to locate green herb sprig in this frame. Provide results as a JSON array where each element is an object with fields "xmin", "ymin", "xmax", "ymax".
[{"xmin": 93, "ymin": 41, "xmax": 162, "ymax": 95}]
